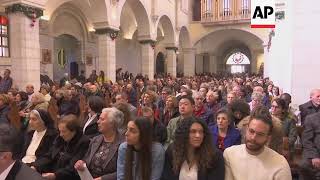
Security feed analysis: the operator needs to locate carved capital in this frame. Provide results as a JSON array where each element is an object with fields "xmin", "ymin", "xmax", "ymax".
[
  {"xmin": 95, "ymin": 27, "xmax": 119, "ymax": 40},
  {"xmin": 5, "ymin": 3, "xmax": 43, "ymax": 19},
  {"xmin": 165, "ymin": 46, "xmax": 178, "ymax": 52},
  {"xmin": 139, "ymin": 39, "xmax": 157, "ymax": 49}
]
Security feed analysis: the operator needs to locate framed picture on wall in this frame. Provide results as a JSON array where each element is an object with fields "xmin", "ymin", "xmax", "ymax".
[
  {"xmin": 86, "ymin": 54, "xmax": 93, "ymax": 66},
  {"xmin": 41, "ymin": 49, "xmax": 52, "ymax": 64}
]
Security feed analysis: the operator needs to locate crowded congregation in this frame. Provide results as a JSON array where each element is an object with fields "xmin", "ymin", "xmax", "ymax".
[
  {"xmin": 0, "ymin": 69, "xmax": 319, "ymax": 180},
  {"xmin": 1, "ymin": 0, "xmax": 319, "ymax": 179}
]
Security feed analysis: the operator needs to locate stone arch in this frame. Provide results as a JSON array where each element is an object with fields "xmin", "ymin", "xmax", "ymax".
[
  {"xmin": 177, "ymin": 26, "xmax": 192, "ymax": 74},
  {"xmin": 156, "ymin": 15, "xmax": 175, "ymax": 45},
  {"xmin": 179, "ymin": 26, "xmax": 191, "ymax": 48},
  {"xmin": 119, "ymin": 0, "xmax": 151, "ymax": 39},
  {"xmin": 194, "ymin": 29, "xmax": 264, "ymax": 74},
  {"xmin": 44, "ymin": 0, "xmax": 109, "ymax": 25},
  {"xmin": 49, "ymin": 3, "xmax": 89, "ymax": 41},
  {"xmin": 219, "ymin": 41, "xmax": 252, "ymax": 73},
  {"xmin": 193, "ymin": 27, "xmax": 264, "ymax": 48}
]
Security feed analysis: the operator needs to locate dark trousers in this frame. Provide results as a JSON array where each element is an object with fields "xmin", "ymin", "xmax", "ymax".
[{"xmin": 300, "ymin": 159, "xmax": 320, "ymax": 180}]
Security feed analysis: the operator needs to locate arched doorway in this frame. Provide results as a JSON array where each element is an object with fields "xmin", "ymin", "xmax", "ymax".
[
  {"xmin": 226, "ymin": 52, "xmax": 250, "ymax": 73},
  {"xmin": 53, "ymin": 34, "xmax": 81, "ymax": 81},
  {"xmin": 156, "ymin": 52, "xmax": 165, "ymax": 74}
]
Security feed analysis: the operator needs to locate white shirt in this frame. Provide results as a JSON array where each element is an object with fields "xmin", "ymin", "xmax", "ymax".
[
  {"xmin": 83, "ymin": 114, "xmax": 97, "ymax": 133},
  {"xmin": 179, "ymin": 161, "xmax": 198, "ymax": 180},
  {"xmin": 223, "ymin": 144, "xmax": 292, "ymax": 180},
  {"xmin": 22, "ymin": 129, "xmax": 47, "ymax": 164},
  {"xmin": 0, "ymin": 161, "xmax": 15, "ymax": 180},
  {"xmin": 44, "ymin": 94, "xmax": 51, "ymax": 102}
]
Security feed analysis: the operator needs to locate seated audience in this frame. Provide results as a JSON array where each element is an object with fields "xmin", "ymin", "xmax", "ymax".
[
  {"xmin": 117, "ymin": 117, "xmax": 165, "ymax": 180},
  {"xmin": 166, "ymin": 95, "xmax": 195, "ymax": 146},
  {"xmin": 228, "ymin": 99, "xmax": 250, "ymax": 126},
  {"xmin": 0, "ymin": 123, "xmax": 44, "ymax": 180},
  {"xmin": 21, "ymin": 110, "xmax": 57, "ymax": 165},
  {"xmin": 15, "ymin": 91, "xmax": 30, "ymax": 111},
  {"xmin": 209, "ymin": 109, "xmax": 241, "ymax": 152},
  {"xmin": 32, "ymin": 114, "xmax": 90, "ymax": 180},
  {"xmin": 0, "ymin": 94, "xmax": 10, "ymax": 124},
  {"xmin": 193, "ymin": 92, "xmax": 214, "ymax": 125},
  {"xmin": 270, "ymin": 98, "xmax": 297, "ymax": 161},
  {"xmin": 224, "ymin": 106, "xmax": 292, "ymax": 180},
  {"xmin": 159, "ymin": 95, "xmax": 179, "ymax": 127},
  {"xmin": 83, "ymin": 96, "xmax": 105, "ymax": 139},
  {"xmin": 161, "ymin": 116, "xmax": 225, "ymax": 180},
  {"xmin": 75, "ymin": 107, "xmax": 125, "ymax": 180},
  {"xmin": 300, "ymin": 111, "xmax": 320, "ymax": 180},
  {"xmin": 142, "ymin": 106, "xmax": 167, "ymax": 145}
]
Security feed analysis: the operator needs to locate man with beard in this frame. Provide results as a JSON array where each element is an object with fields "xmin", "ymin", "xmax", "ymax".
[{"xmin": 223, "ymin": 106, "xmax": 291, "ymax": 180}]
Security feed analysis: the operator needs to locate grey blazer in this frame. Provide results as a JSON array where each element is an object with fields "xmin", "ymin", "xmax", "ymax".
[
  {"xmin": 6, "ymin": 161, "xmax": 44, "ymax": 180},
  {"xmin": 83, "ymin": 133, "xmax": 124, "ymax": 180}
]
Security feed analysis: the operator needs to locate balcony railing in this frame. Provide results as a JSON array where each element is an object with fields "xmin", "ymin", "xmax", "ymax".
[{"xmin": 201, "ymin": 0, "xmax": 251, "ymax": 24}]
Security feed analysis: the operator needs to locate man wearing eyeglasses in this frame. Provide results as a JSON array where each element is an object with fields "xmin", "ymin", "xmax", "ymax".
[
  {"xmin": 223, "ymin": 106, "xmax": 292, "ymax": 180},
  {"xmin": 0, "ymin": 124, "xmax": 44, "ymax": 180}
]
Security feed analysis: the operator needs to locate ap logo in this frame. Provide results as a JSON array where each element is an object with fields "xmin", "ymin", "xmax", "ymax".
[{"xmin": 251, "ymin": 0, "xmax": 275, "ymax": 28}]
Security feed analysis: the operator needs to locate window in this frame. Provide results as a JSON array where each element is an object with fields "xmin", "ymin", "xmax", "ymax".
[
  {"xmin": 226, "ymin": 52, "xmax": 250, "ymax": 74},
  {"xmin": 223, "ymin": 0, "xmax": 231, "ymax": 16},
  {"xmin": 0, "ymin": 15, "xmax": 9, "ymax": 57},
  {"xmin": 242, "ymin": 0, "xmax": 250, "ymax": 14},
  {"xmin": 226, "ymin": 52, "xmax": 250, "ymax": 65}
]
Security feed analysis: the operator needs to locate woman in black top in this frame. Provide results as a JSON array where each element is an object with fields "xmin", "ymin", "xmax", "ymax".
[
  {"xmin": 161, "ymin": 117, "xmax": 225, "ymax": 180},
  {"xmin": 32, "ymin": 114, "xmax": 89, "ymax": 180}
]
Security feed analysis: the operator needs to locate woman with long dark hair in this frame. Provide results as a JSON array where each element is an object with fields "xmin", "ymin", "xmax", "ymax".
[
  {"xmin": 161, "ymin": 117, "xmax": 225, "ymax": 180},
  {"xmin": 117, "ymin": 117, "xmax": 165, "ymax": 180}
]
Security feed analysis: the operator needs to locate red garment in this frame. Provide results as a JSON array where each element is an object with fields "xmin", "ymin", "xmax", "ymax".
[
  {"xmin": 217, "ymin": 135, "xmax": 225, "ymax": 151},
  {"xmin": 194, "ymin": 105, "xmax": 205, "ymax": 117}
]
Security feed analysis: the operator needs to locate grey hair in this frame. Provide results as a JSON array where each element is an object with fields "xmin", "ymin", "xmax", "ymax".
[
  {"xmin": 102, "ymin": 107, "xmax": 124, "ymax": 133},
  {"xmin": 251, "ymin": 92, "xmax": 264, "ymax": 102},
  {"xmin": 193, "ymin": 91, "xmax": 203, "ymax": 100}
]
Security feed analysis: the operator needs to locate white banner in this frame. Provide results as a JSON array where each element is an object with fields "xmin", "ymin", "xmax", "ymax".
[{"xmin": 251, "ymin": 0, "xmax": 276, "ymax": 28}]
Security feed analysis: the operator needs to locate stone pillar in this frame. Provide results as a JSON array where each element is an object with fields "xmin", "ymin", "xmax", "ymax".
[
  {"xmin": 95, "ymin": 28, "xmax": 118, "ymax": 83},
  {"xmin": 209, "ymin": 54, "xmax": 217, "ymax": 73},
  {"xmin": 140, "ymin": 40, "xmax": 156, "ymax": 80},
  {"xmin": 6, "ymin": 3, "xmax": 44, "ymax": 90},
  {"xmin": 166, "ymin": 47, "xmax": 177, "ymax": 77},
  {"xmin": 183, "ymin": 48, "xmax": 195, "ymax": 76},
  {"xmin": 195, "ymin": 54, "xmax": 204, "ymax": 74},
  {"xmin": 251, "ymin": 51, "xmax": 259, "ymax": 74}
]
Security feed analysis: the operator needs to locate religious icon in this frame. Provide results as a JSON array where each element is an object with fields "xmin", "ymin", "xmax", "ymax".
[
  {"xmin": 41, "ymin": 49, "xmax": 52, "ymax": 64},
  {"xmin": 86, "ymin": 54, "xmax": 93, "ymax": 66}
]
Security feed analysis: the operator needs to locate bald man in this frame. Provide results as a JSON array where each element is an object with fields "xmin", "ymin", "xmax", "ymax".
[{"xmin": 299, "ymin": 89, "xmax": 320, "ymax": 125}]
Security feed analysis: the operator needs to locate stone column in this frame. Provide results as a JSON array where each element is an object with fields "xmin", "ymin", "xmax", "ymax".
[
  {"xmin": 166, "ymin": 47, "xmax": 178, "ymax": 77},
  {"xmin": 140, "ymin": 40, "xmax": 156, "ymax": 80},
  {"xmin": 195, "ymin": 54, "xmax": 204, "ymax": 74},
  {"xmin": 95, "ymin": 28, "xmax": 118, "ymax": 83},
  {"xmin": 183, "ymin": 48, "xmax": 195, "ymax": 76},
  {"xmin": 209, "ymin": 54, "xmax": 217, "ymax": 73},
  {"xmin": 251, "ymin": 51, "xmax": 259, "ymax": 74},
  {"xmin": 6, "ymin": 3, "xmax": 44, "ymax": 90}
]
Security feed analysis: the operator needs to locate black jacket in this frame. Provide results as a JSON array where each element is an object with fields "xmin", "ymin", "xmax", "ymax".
[
  {"xmin": 161, "ymin": 144, "xmax": 225, "ymax": 180},
  {"xmin": 153, "ymin": 120, "xmax": 167, "ymax": 145},
  {"xmin": 0, "ymin": 105, "xmax": 10, "ymax": 124},
  {"xmin": 302, "ymin": 112, "xmax": 320, "ymax": 159},
  {"xmin": 21, "ymin": 129, "xmax": 57, "ymax": 161},
  {"xmin": 83, "ymin": 115, "xmax": 100, "ymax": 139},
  {"xmin": 299, "ymin": 101, "xmax": 320, "ymax": 125},
  {"xmin": 6, "ymin": 161, "xmax": 44, "ymax": 180},
  {"xmin": 33, "ymin": 130, "xmax": 90, "ymax": 180}
]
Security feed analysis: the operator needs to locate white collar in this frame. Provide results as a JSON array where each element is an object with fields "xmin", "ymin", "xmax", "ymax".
[{"xmin": 0, "ymin": 161, "xmax": 15, "ymax": 180}]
